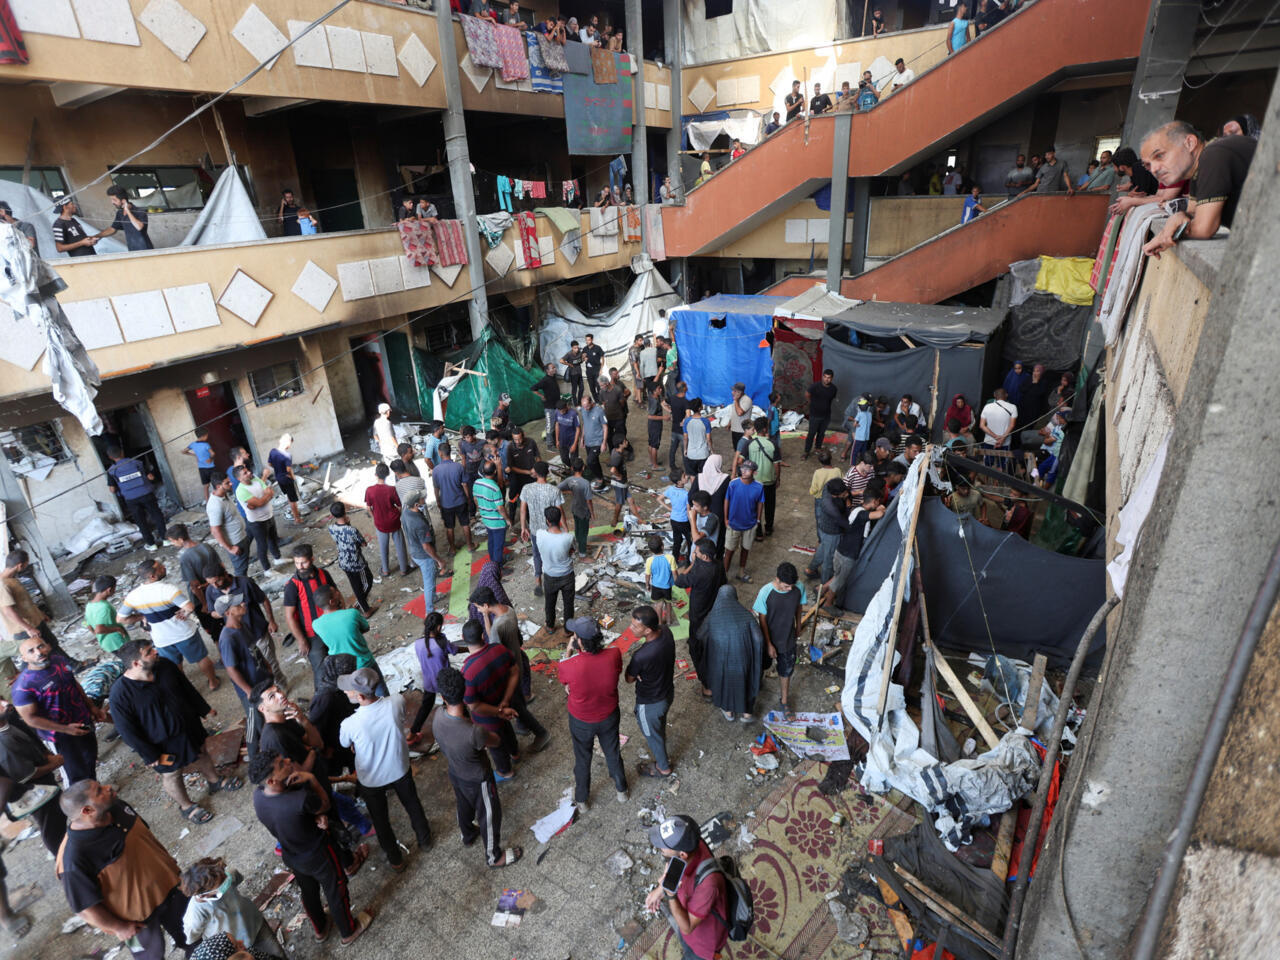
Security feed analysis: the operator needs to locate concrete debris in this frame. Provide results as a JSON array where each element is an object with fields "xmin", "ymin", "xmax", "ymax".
[{"xmin": 605, "ymin": 848, "xmax": 635, "ymax": 876}]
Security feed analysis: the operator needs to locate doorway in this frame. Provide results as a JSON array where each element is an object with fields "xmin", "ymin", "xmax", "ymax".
[
  {"xmin": 184, "ymin": 382, "xmax": 253, "ymax": 472},
  {"xmin": 92, "ymin": 404, "xmax": 181, "ymax": 510},
  {"xmin": 309, "ymin": 169, "xmax": 364, "ymax": 232},
  {"xmin": 351, "ymin": 335, "xmax": 392, "ymax": 423}
]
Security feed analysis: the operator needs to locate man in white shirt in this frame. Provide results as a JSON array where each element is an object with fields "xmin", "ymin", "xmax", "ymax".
[
  {"xmin": 338, "ymin": 667, "xmax": 432, "ymax": 870},
  {"xmin": 728, "ymin": 383, "xmax": 753, "ymax": 452},
  {"xmin": 235, "ymin": 465, "xmax": 284, "ymax": 570},
  {"xmin": 119, "ymin": 558, "xmax": 220, "ymax": 690},
  {"xmin": 979, "ymin": 389, "xmax": 1019, "ymax": 466},
  {"xmin": 206, "ymin": 474, "xmax": 252, "ymax": 577},
  {"xmin": 373, "ymin": 402, "xmax": 398, "ymax": 463},
  {"xmin": 890, "ymin": 58, "xmax": 915, "ymax": 92}
]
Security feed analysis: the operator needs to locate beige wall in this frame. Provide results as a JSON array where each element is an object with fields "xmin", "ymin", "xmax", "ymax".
[
  {"xmin": 235, "ymin": 336, "xmax": 345, "ymax": 471},
  {"xmin": 17, "ymin": 418, "xmax": 117, "ymax": 551},
  {"xmin": 1133, "ymin": 252, "xmax": 1212, "ymax": 408},
  {"xmin": 680, "ymin": 26, "xmax": 950, "ymax": 119},
  {"xmin": 146, "ymin": 387, "xmax": 202, "ymax": 508}
]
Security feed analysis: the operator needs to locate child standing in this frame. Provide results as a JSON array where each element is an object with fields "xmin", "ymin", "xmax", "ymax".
[
  {"xmin": 83, "ymin": 575, "xmax": 129, "ymax": 653},
  {"xmin": 608, "ymin": 434, "xmax": 637, "ymax": 525},
  {"xmin": 767, "ymin": 392, "xmax": 783, "ymax": 452},
  {"xmin": 327, "ymin": 503, "xmax": 377, "ymax": 615},
  {"xmin": 644, "ymin": 534, "xmax": 676, "ymax": 626},
  {"xmin": 752, "ymin": 562, "xmax": 807, "ymax": 719},
  {"xmin": 662, "ymin": 473, "xmax": 691, "ymax": 562},
  {"xmin": 183, "ymin": 428, "xmax": 216, "ymax": 502},
  {"xmin": 557, "ymin": 458, "xmax": 595, "ymax": 554},
  {"xmin": 181, "ymin": 858, "xmax": 283, "ymax": 956}
]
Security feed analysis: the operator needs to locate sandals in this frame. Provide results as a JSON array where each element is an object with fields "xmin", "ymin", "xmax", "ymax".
[
  {"xmin": 344, "ymin": 843, "xmax": 369, "ymax": 877},
  {"xmin": 341, "ymin": 909, "xmax": 376, "ymax": 946},
  {"xmin": 739, "ymin": 713, "xmax": 754, "ymax": 722},
  {"xmin": 776, "ymin": 701, "xmax": 796, "ymax": 721},
  {"xmin": 490, "ymin": 846, "xmax": 523, "ymax": 869},
  {"xmin": 314, "ymin": 920, "xmax": 331, "ymax": 943},
  {"xmin": 638, "ymin": 761, "xmax": 672, "ymax": 778},
  {"xmin": 721, "ymin": 709, "xmax": 736, "ymax": 722},
  {"xmin": 179, "ymin": 804, "xmax": 213, "ymax": 824},
  {"xmin": 209, "ymin": 776, "xmax": 244, "ymax": 793}
]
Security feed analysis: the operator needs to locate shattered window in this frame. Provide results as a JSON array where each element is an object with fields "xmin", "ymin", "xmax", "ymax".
[
  {"xmin": 1, "ymin": 422, "xmax": 72, "ymax": 477},
  {"xmin": 248, "ymin": 361, "xmax": 304, "ymax": 406}
]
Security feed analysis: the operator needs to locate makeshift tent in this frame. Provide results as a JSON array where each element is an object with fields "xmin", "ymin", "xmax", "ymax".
[
  {"xmin": 180, "ymin": 168, "xmax": 267, "ymax": 247},
  {"xmin": 772, "ymin": 286, "xmax": 861, "ymax": 410},
  {"xmin": 823, "ymin": 301, "xmax": 1005, "ymax": 440},
  {"xmin": 842, "ymin": 497, "xmax": 1106, "ymax": 669},
  {"xmin": 0, "ymin": 183, "xmax": 128, "ymax": 259},
  {"xmin": 669, "ymin": 294, "xmax": 784, "ymax": 407},
  {"xmin": 538, "ymin": 266, "xmax": 682, "ymax": 375},
  {"xmin": 433, "ymin": 327, "xmax": 544, "ymax": 432}
]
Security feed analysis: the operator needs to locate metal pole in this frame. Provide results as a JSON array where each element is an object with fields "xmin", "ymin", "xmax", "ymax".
[
  {"xmin": 433, "ymin": 3, "xmax": 488, "ymax": 340},
  {"xmin": 663, "ymin": 0, "xmax": 683, "ymax": 200},
  {"xmin": 825, "ymin": 110, "xmax": 852, "ymax": 292},
  {"xmin": 1001, "ymin": 595, "xmax": 1120, "ymax": 958},
  {"xmin": 847, "ymin": 177, "xmax": 870, "ymax": 277},
  {"xmin": 625, "ymin": 0, "xmax": 648, "ymax": 204}
]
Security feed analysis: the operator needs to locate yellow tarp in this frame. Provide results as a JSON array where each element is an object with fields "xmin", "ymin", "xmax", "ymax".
[{"xmin": 1035, "ymin": 255, "xmax": 1096, "ymax": 306}]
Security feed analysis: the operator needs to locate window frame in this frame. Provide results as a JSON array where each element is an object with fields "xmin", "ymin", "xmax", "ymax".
[
  {"xmin": 106, "ymin": 165, "xmax": 214, "ymax": 212},
  {"xmin": 0, "ymin": 421, "xmax": 73, "ymax": 469},
  {"xmin": 247, "ymin": 361, "xmax": 305, "ymax": 406},
  {"xmin": 0, "ymin": 166, "xmax": 70, "ymax": 199}
]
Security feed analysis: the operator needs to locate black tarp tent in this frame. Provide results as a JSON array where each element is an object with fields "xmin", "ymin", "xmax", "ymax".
[
  {"xmin": 823, "ymin": 302, "xmax": 1006, "ymax": 441},
  {"xmin": 841, "ymin": 498, "xmax": 1106, "ymax": 669}
]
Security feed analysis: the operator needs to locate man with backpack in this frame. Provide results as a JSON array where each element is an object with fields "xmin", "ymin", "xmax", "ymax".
[{"xmin": 645, "ymin": 814, "xmax": 746, "ymax": 958}]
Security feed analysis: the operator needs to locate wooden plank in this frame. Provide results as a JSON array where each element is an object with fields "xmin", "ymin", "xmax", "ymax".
[
  {"xmin": 875, "ymin": 450, "xmax": 931, "ymax": 719},
  {"xmin": 931, "ymin": 646, "xmax": 1001, "ymax": 751},
  {"xmin": 991, "ymin": 654, "xmax": 1047, "ymax": 882},
  {"xmin": 892, "ymin": 863, "xmax": 1002, "ymax": 947}
]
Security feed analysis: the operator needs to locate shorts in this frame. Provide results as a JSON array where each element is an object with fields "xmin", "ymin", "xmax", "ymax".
[
  {"xmin": 612, "ymin": 484, "xmax": 630, "ymax": 505},
  {"xmin": 724, "ymin": 525, "xmax": 757, "ymax": 552},
  {"xmin": 650, "ymin": 585, "xmax": 672, "ymax": 601},
  {"xmin": 198, "ymin": 466, "xmax": 215, "ymax": 484},
  {"xmin": 828, "ymin": 550, "xmax": 856, "ymax": 597},
  {"xmin": 774, "ymin": 640, "xmax": 797, "ymax": 678},
  {"xmin": 156, "ymin": 633, "xmax": 209, "ymax": 665},
  {"xmin": 440, "ymin": 503, "xmax": 467, "ymax": 529},
  {"xmin": 647, "ymin": 423, "xmax": 663, "ymax": 449},
  {"xmin": 276, "ymin": 476, "xmax": 299, "ymax": 502}
]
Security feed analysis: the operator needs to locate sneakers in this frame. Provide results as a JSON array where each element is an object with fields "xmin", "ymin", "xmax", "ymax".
[
  {"xmin": 6, "ymin": 783, "xmax": 57, "ymax": 819},
  {"xmin": 143, "ymin": 543, "xmax": 158, "ymax": 552},
  {"xmin": 616, "ymin": 790, "xmax": 630, "ymax": 803},
  {"xmin": 272, "ymin": 556, "xmax": 290, "ymax": 566}
]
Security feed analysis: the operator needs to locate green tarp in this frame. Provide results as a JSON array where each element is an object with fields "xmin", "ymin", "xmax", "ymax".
[{"xmin": 440, "ymin": 329, "xmax": 545, "ymax": 432}]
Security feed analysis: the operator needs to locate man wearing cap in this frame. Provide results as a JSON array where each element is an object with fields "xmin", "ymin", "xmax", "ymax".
[
  {"xmin": 214, "ymin": 593, "xmax": 273, "ymax": 760},
  {"xmin": 842, "ymin": 394, "xmax": 873, "ymax": 464},
  {"xmin": 872, "ymin": 437, "xmax": 896, "ymax": 477},
  {"xmin": 723, "ymin": 462, "xmax": 765, "ymax": 582},
  {"xmin": 50, "ymin": 197, "xmax": 99, "ymax": 256},
  {"xmin": 97, "ymin": 186, "xmax": 153, "ymax": 251},
  {"xmin": 644, "ymin": 814, "xmax": 730, "ymax": 960},
  {"xmin": 558, "ymin": 617, "xmax": 628, "ymax": 810},
  {"xmin": 338, "ymin": 668, "xmax": 431, "ymax": 870},
  {"xmin": 402, "ymin": 490, "xmax": 443, "ymax": 611},
  {"xmin": 373, "ymin": 404, "xmax": 398, "ymax": 464},
  {"xmin": 0, "ymin": 201, "xmax": 35, "ymax": 249}
]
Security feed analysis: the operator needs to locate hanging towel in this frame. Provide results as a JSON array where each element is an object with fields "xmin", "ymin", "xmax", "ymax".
[
  {"xmin": 494, "ymin": 24, "xmax": 529, "ymax": 82},
  {"xmin": 560, "ymin": 229, "xmax": 581, "ymax": 264},
  {"xmin": 433, "ymin": 219, "xmax": 469, "ymax": 266},
  {"xmin": 599, "ymin": 205, "xmax": 620, "ymax": 236},
  {"xmin": 529, "ymin": 180, "xmax": 547, "ymax": 199},
  {"xmin": 562, "ymin": 179, "xmax": 579, "ymax": 205},
  {"xmin": 1034, "ymin": 256, "xmax": 1096, "ymax": 306},
  {"xmin": 527, "ymin": 33, "xmax": 563, "ymax": 94},
  {"xmin": 513, "ymin": 179, "xmax": 525, "ymax": 201},
  {"xmin": 477, "ymin": 211, "xmax": 514, "ymax": 249},
  {"xmin": 0, "ymin": 1, "xmax": 29, "ymax": 65},
  {"xmin": 643, "ymin": 204, "xmax": 667, "ymax": 261},
  {"xmin": 1098, "ymin": 205, "xmax": 1165, "ymax": 345},
  {"xmin": 591, "ymin": 47, "xmax": 618, "ymax": 84},
  {"xmin": 1089, "ymin": 213, "xmax": 1122, "ymax": 292},
  {"xmin": 397, "ymin": 219, "xmax": 438, "ymax": 267},
  {"xmin": 622, "ymin": 205, "xmax": 642, "ymax": 243},
  {"xmin": 535, "ymin": 206, "xmax": 583, "ymax": 236},
  {"xmin": 537, "ymin": 33, "xmax": 570, "ymax": 73},
  {"xmin": 562, "ymin": 40, "xmax": 592, "ymax": 75},
  {"xmin": 460, "ymin": 15, "xmax": 503, "ymax": 70},
  {"xmin": 496, "ymin": 175, "xmax": 513, "ymax": 213},
  {"xmin": 516, "ymin": 212, "xmax": 542, "ymax": 269}
]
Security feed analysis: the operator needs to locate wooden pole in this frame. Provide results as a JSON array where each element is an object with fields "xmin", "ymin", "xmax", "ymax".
[
  {"xmin": 991, "ymin": 653, "xmax": 1047, "ymax": 882},
  {"xmin": 875, "ymin": 449, "xmax": 931, "ymax": 720},
  {"xmin": 210, "ymin": 103, "xmax": 236, "ymax": 169},
  {"xmin": 927, "ymin": 347, "xmax": 941, "ymax": 435}
]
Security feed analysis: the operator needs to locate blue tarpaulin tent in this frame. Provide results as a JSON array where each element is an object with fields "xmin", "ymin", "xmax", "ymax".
[{"xmin": 669, "ymin": 295, "xmax": 786, "ymax": 407}]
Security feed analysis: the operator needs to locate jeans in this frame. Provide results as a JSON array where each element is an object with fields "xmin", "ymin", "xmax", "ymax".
[
  {"xmin": 574, "ymin": 514, "xmax": 590, "ymax": 552},
  {"xmin": 543, "ymin": 408, "xmax": 557, "ymax": 445},
  {"xmin": 850, "ymin": 437, "xmax": 868, "ymax": 464},
  {"xmin": 816, "ymin": 530, "xmax": 840, "ymax": 582},
  {"xmin": 531, "ymin": 538, "xmax": 543, "ymax": 579},
  {"xmin": 450, "ymin": 771, "xmax": 503, "ymax": 865},
  {"xmin": 661, "ymin": 901, "xmax": 704, "ymax": 960},
  {"xmin": 542, "ymin": 570, "xmax": 575, "ymax": 627},
  {"xmin": 635, "ymin": 698, "xmax": 672, "ymax": 771},
  {"xmin": 486, "ymin": 526, "xmax": 507, "ymax": 566},
  {"xmin": 805, "ymin": 416, "xmax": 830, "ymax": 455},
  {"xmin": 360, "ymin": 771, "xmax": 431, "ymax": 865},
  {"xmin": 331, "ymin": 789, "xmax": 372, "ymax": 836},
  {"xmin": 609, "ymin": 155, "xmax": 627, "ymax": 194},
  {"xmin": 123, "ymin": 493, "xmax": 166, "ymax": 547},
  {"xmin": 376, "ymin": 528, "xmax": 408, "ymax": 576},
  {"xmin": 412, "ymin": 555, "xmax": 438, "ymax": 610},
  {"xmin": 568, "ymin": 709, "xmax": 628, "ymax": 803},
  {"xmin": 668, "ymin": 433, "xmax": 683, "ymax": 474},
  {"xmin": 483, "ymin": 720, "xmax": 518, "ymax": 776},
  {"xmin": 246, "ymin": 517, "xmax": 281, "ymax": 569},
  {"xmin": 568, "ymin": 376, "xmax": 584, "ymax": 405},
  {"xmin": 224, "ymin": 537, "xmax": 251, "ymax": 576}
]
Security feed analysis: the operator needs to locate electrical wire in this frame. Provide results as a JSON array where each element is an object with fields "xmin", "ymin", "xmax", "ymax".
[{"xmin": 1182, "ymin": 0, "xmax": 1280, "ymax": 90}]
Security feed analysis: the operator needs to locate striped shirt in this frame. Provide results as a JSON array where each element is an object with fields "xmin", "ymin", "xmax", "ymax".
[
  {"xmin": 461, "ymin": 643, "xmax": 513, "ymax": 731},
  {"xmin": 473, "ymin": 477, "xmax": 507, "ymax": 530},
  {"xmin": 843, "ymin": 465, "xmax": 873, "ymax": 505},
  {"xmin": 118, "ymin": 581, "xmax": 196, "ymax": 647}
]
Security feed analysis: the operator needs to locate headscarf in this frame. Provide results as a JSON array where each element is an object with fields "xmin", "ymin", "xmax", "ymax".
[
  {"xmin": 468, "ymin": 560, "xmax": 511, "ymax": 624},
  {"xmin": 697, "ymin": 453, "xmax": 728, "ymax": 495},
  {"xmin": 945, "ymin": 394, "xmax": 973, "ymax": 429},
  {"xmin": 1002, "ymin": 363, "xmax": 1029, "ymax": 405},
  {"xmin": 1224, "ymin": 113, "xmax": 1261, "ymax": 139},
  {"xmin": 191, "ymin": 933, "xmax": 272, "ymax": 960},
  {"xmin": 316, "ymin": 654, "xmax": 358, "ymax": 693},
  {"xmin": 699, "ymin": 585, "xmax": 764, "ymax": 712}
]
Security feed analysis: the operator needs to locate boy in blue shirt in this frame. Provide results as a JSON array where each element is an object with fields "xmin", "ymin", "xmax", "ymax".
[
  {"xmin": 644, "ymin": 534, "xmax": 676, "ymax": 626},
  {"xmin": 421, "ymin": 420, "xmax": 445, "ymax": 469},
  {"xmin": 183, "ymin": 428, "xmax": 216, "ymax": 501},
  {"xmin": 662, "ymin": 474, "xmax": 691, "ymax": 561},
  {"xmin": 961, "ymin": 184, "xmax": 987, "ymax": 224},
  {"xmin": 843, "ymin": 395, "xmax": 873, "ymax": 464}
]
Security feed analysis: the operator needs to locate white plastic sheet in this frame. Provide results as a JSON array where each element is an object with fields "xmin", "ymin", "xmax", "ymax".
[
  {"xmin": 0, "ymin": 183, "xmax": 128, "ymax": 259},
  {"xmin": 179, "ymin": 168, "xmax": 267, "ymax": 247},
  {"xmin": 685, "ymin": 111, "xmax": 766, "ymax": 151}
]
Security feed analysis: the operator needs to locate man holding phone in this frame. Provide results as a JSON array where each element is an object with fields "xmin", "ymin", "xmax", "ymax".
[
  {"xmin": 99, "ymin": 185, "xmax": 153, "ymax": 250},
  {"xmin": 644, "ymin": 815, "xmax": 730, "ymax": 959}
]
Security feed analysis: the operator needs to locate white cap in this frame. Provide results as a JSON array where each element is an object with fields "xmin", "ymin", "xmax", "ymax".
[{"xmin": 378, "ymin": 403, "xmax": 391, "ymax": 414}]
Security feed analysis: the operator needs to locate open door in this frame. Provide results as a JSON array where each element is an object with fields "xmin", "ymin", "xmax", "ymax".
[
  {"xmin": 380, "ymin": 331, "xmax": 422, "ymax": 420},
  {"xmin": 184, "ymin": 382, "xmax": 253, "ymax": 471}
]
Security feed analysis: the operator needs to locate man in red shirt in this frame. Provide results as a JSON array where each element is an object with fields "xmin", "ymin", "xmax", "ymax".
[
  {"xmin": 644, "ymin": 814, "xmax": 730, "ymax": 960},
  {"xmin": 460, "ymin": 620, "xmax": 519, "ymax": 780},
  {"xmin": 363, "ymin": 464, "xmax": 408, "ymax": 577},
  {"xmin": 557, "ymin": 617, "xmax": 628, "ymax": 811}
]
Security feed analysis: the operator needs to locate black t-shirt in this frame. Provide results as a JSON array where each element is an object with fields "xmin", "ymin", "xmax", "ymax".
[
  {"xmin": 508, "ymin": 438, "xmax": 540, "ymax": 474},
  {"xmin": 397, "ymin": 206, "xmax": 417, "ymax": 221},
  {"xmin": 625, "ymin": 628, "xmax": 675, "ymax": 705},
  {"xmin": 111, "ymin": 205, "xmax": 152, "ymax": 251},
  {"xmin": 533, "ymin": 374, "xmax": 560, "ymax": 409},
  {"xmin": 810, "ymin": 94, "xmax": 832, "ymax": 115},
  {"xmin": 258, "ymin": 718, "xmax": 328, "ymax": 781},
  {"xmin": 281, "ymin": 203, "xmax": 300, "ymax": 235},
  {"xmin": 669, "ymin": 395, "xmax": 690, "ymax": 433},
  {"xmin": 253, "ymin": 786, "xmax": 328, "ymax": 870},
  {"xmin": 784, "ymin": 92, "xmax": 803, "ymax": 120},
  {"xmin": 1192, "ymin": 135, "xmax": 1256, "ymax": 229},
  {"xmin": 583, "ymin": 343, "xmax": 605, "ymax": 372},
  {"xmin": 51, "ymin": 216, "xmax": 95, "ymax": 256},
  {"xmin": 599, "ymin": 385, "xmax": 625, "ymax": 421},
  {"xmin": 207, "ymin": 576, "xmax": 268, "ymax": 638},
  {"xmin": 1129, "ymin": 163, "xmax": 1160, "ymax": 195},
  {"xmin": 1020, "ymin": 378, "xmax": 1053, "ymax": 427},
  {"xmin": 562, "ymin": 350, "xmax": 585, "ymax": 379},
  {"xmin": 60, "ymin": 800, "xmax": 169, "ymax": 913},
  {"xmin": 807, "ymin": 382, "xmax": 838, "ymax": 419}
]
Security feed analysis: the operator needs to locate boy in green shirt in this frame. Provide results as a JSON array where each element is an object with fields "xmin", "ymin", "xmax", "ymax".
[{"xmin": 83, "ymin": 575, "xmax": 129, "ymax": 652}]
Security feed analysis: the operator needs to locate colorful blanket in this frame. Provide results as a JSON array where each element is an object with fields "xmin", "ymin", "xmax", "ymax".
[
  {"xmin": 494, "ymin": 23, "xmax": 529, "ymax": 82},
  {"xmin": 537, "ymin": 33, "xmax": 570, "ymax": 73},
  {"xmin": 517, "ymin": 212, "xmax": 542, "ymax": 269},
  {"xmin": 460, "ymin": 15, "xmax": 502, "ymax": 70},
  {"xmin": 433, "ymin": 219, "xmax": 469, "ymax": 266},
  {"xmin": 591, "ymin": 45, "xmax": 617, "ymax": 84},
  {"xmin": 397, "ymin": 219, "xmax": 438, "ymax": 267},
  {"xmin": 527, "ymin": 32, "xmax": 563, "ymax": 94}
]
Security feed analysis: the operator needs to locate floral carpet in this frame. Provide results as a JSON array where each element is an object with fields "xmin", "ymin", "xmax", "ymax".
[{"xmin": 629, "ymin": 761, "xmax": 917, "ymax": 959}]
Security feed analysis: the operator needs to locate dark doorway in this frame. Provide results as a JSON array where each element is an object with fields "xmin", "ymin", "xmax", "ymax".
[
  {"xmin": 184, "ymin": 382, "xmax": 252, "ymax": 472},
  {"xmin": 92, "ymin": 404, "xmax": 181, "ymax": 509},
  {"xmin": 309, "ymin": 168, "xmax": 364, "ymax": 232},
  {"xmin": 351, "ymin": 336, "xmax": 392, "ymax": 423}
]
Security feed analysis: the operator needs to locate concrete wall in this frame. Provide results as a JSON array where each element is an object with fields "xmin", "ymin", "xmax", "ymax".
[
  {"xmin": 146, "ymin": 387, "xmax": 202, "ymax": 509},
  {"xmin": 234, "ymin": 336, "xmax": 345, "ymax": 468},
  {"xmin": 17, "ymin": 419, "xmax": 118, "ymax": 551}
]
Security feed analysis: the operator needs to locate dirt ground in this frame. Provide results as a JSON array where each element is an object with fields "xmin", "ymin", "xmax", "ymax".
[{"xmin": 2, "ymin": 402, "xmax": 871, "ymax": 960}]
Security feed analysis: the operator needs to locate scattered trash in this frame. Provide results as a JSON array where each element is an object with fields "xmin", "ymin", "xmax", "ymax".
[
  {"xmin": 531, "ymin": 794, "xmax": 577, "ymax": 844},
  {"xmin": 701, "ymin": 814, "xmax": 733, "ymax": 848},
  {"xmin": 750, "ymin": 733, "xmax": 778, "ymax": 756},
  {"xmin": 829, "ymin": 899, "xmax": 870, "ymax": 945},
  {"xmin": 491, "ymin": 888, "xmax": 536, "ymax": 927},
  {"xmin": 605, "ymin": 848, "xmax": 635, "ymax": 876},
  {"xmin": 762, "ymin": 711, "xmax": 852, "ymax": 761},
  {"xmin": 61, "ymin": 915, "xmax": 88, "ymax": 933},
  {"xmin": 752, "ymin": 753, "xmax": 779, "ymax": 772}
]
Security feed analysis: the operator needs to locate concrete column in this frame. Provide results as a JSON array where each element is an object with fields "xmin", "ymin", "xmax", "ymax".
[
  {"xmin": 663, "ymin": 0, "xmax": 683, "ymax": 200},
  {"xmin": 625, "ymin": 0, "xmax": 648, "ymax": 204},
  {"xmin": 1121, "ymin": 0, "xmax": 1201, "ymax": 147},
  {"xmin": 826, "ymin": 110, "xmax": 853, "ymax": 291},
  {"xmin": 433, "ymin": 4, "xmax": 488, "ymax": 340},
  {"xmin": 846, "ymin": 177, "xmax": 871, "ymax": 277},
  {"xmin": 0, "ymin": 457, "xmax": 76, "ymax": 619},
  {"xmin": 1021, "ymin": 77, "xmax": 1280, "ymax": 959}
]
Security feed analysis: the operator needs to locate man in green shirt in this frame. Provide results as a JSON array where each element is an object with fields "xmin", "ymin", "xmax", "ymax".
[
  {"xmin": 473, "ymin": 461, "xmax": 508, "ymax": 567},
  {"xmin": 83, "ymin": 576, "xmax": 129, "ymax": 653},
  {"xmin": 311, "ymin": 591, "xmax": 375, "ymax": 669}
]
